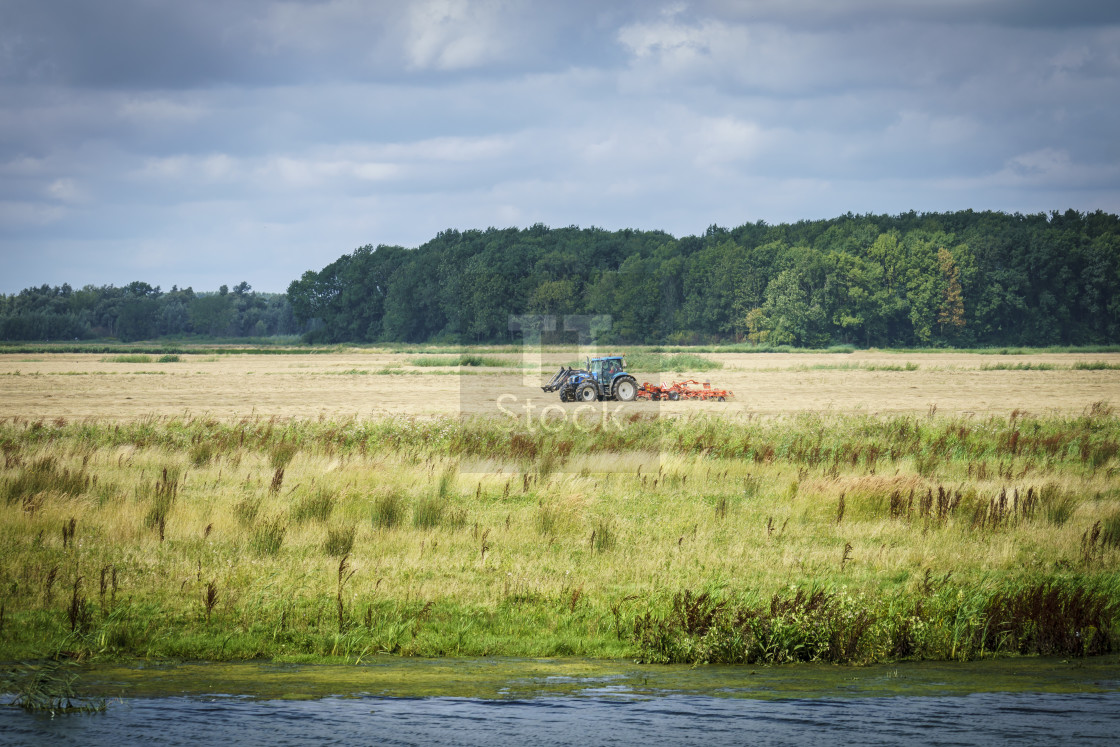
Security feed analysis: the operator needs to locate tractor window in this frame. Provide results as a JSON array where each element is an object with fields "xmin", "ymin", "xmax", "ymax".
[{"xmin": 590, "ymin": 360, "xmax": 603, "ymax": 377}]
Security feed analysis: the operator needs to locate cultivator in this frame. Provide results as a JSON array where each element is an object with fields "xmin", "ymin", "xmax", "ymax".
[{"xmin": 637, "ymin": 379, "xmax": 733, "ymax": 402}]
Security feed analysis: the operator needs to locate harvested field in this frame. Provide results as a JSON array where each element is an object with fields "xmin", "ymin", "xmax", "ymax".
[{"xmin": 0, "ymin": 349, "xmax": 1117, "ymax": 419}]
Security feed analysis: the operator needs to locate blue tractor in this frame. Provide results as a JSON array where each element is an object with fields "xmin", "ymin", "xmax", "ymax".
[{"xmin": 542, "ymin": 356, "xmax": 639, "ymax": 403}]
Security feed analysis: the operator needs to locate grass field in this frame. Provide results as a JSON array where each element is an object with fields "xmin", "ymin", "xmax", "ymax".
[
  {"xmin": 1, "ymin": 348, "xmax": 1118, "ymax": 666},
  {"xmin": 1, "ymin": 348, "xmax": 1118, "ymax": 419}
]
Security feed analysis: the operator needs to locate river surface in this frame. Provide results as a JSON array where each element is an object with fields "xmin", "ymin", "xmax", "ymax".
[{"xmin": 3, "ymin": 657, "xmax": 1119, "ymax": 745}]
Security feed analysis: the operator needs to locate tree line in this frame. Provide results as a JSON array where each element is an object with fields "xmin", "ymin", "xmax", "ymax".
[
  {"xmin": 0, "ymin": 281, "xmax": 304, "ymax": 342},
  {"xmin": 287, "ymin": 209, "xmax": 1120, "ymax": 347},
  {"xmin": 3, "ymin": 209, "xmax": 1118, "ymax": 347}
]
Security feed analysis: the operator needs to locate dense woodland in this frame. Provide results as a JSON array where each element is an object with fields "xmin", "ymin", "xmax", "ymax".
[
  {"xmin": 3, "ymin": 210, "xmax": 1119, "ymax": 347},
  {"xmin": 287, "ymin": 209, "xmax": 1120, "ymax": 347},
  {"xmin": 0, "ymin": 282, "xmax": 302, "ymax": 342}
]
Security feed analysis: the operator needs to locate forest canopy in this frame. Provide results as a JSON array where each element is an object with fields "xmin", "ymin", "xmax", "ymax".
[
  {"xmin": 3, "ymin": 209, "xmax": 1118, "ymax": 347},
  {"xmin": 286, "ymin": 209, "xmax": 1120, "ymax": 347},
  {"xmin": 0, "ymin": 281, "xmax": 303, "ymax": 342}
]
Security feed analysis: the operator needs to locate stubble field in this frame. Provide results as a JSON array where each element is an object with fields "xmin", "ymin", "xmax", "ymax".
[{"xmin": 1, "ymin": 348, "xmax": 1118, "ymax": 419}]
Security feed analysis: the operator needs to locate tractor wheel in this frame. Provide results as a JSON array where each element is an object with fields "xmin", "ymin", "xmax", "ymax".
[
  {"xmin": 668, "ymin": 391, "xmax": 680, "ymax": 401},
  {"xmin": 613, "ymin": 377, "xmax": 637, "ymax": 402},
  {"xmin": 559, "ymin": 387, "xmax": 573, "ymax": 402},
  {"xmin": 576, "ymin": 383, "xmax": 599, "ymax": 403},
  {"xmin": 717, "ymin": 396, "xmax": 725, "ymax": 402}
]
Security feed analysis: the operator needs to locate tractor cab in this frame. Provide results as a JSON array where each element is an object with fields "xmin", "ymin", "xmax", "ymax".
[{"xmin": 588, "ymin": 356, "xmax": 625, "ymax": 384}]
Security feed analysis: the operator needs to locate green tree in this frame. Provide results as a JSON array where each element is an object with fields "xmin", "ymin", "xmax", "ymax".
[{"xmin": 937, "ymin": 247, "xmax": 966, "ymax": 338}]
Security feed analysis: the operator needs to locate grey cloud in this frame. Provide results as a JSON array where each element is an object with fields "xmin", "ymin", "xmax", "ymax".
[
  {"xmin": 697, "ymin": 0, "xmax": 1120, "ymax": 29},
  {"xmin": 1, "ymin": 1, "xmax": 1118, "ymax": 293},
  {"xmin": 0, "ymin": 0, "xmax": 624, "ymax": 88}
]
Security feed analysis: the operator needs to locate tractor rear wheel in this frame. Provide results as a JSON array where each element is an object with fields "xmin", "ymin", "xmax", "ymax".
[
  {"xmin": 576, "ymin": 383, "xmax": 598, "ymax": 402},
  {"xmin": 613, "ymin": 377, "xmax": 637, "ymax": 402}
]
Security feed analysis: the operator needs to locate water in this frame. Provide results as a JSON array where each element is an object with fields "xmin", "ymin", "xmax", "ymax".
[{"xmin": 3, "ymin": 657, "xmax": 1119, "ymax": 746}]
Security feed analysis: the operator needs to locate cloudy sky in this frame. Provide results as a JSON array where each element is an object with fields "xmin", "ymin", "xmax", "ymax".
[{"xmin": 2, "ymin": 1, "xmax": 1118, "ymax": 294}]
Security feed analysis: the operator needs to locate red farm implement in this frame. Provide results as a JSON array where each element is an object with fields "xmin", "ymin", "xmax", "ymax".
[{"xmin": 637, "ymin": 380, "xmax": 733, "ymax": 402}]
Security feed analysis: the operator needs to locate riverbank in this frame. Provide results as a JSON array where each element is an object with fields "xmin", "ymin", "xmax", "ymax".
[{"xmin": 1, "ymin": 411, "xmax": 1118, "ymax": 664}]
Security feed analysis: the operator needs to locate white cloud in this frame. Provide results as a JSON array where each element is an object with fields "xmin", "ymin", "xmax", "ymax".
[
  {"xmin": 692, "ymin": 116, "xmax": 767, "ymax": 167},
  {"xmin": 404, "ymin": 0, "xmax": 516, "ymax": 70},
  {"xmin": 45, "ymin": 177, "xmax": 89, "ymax": 203},
  {"xmin": 616, "ymin": 15, "xmax": 718, "ymax": 63}
]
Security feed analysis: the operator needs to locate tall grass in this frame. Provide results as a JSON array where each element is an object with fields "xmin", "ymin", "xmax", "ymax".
[
  {"xmin": 411, "ymin": 355, "xmax": 516, "ymax": 367},
  {"xmin": 1074, "ymin": 361, "xmax": 1120, "ymax": 370},
  {"xmin": 980, "ymin": 362, "xmax": 1057, "ymax": 371},
  {"xmin": 0, "ymin": 661, "xmax": 106, "ymax": 714},
  {"xmin": 372, "ymin": 491, "xmax": 404, "ymax": 530},
  {"xmin": 292, "ymin": 487, "xmax": 336, "ymax": 524},
  {"xmin": 250, "ymin": 515, "xmax": 287, "ymax": 556},
  {"xmin": 622, "ymin": 352, "xmax": 722, "ymax": 373},
  {"xmin": 631, "ymin": 579, "xmax": 1116, "ymax": 665},
  {"xmin": 0, "ymin": 412, "xmax": 1116, "ymax": 664}
]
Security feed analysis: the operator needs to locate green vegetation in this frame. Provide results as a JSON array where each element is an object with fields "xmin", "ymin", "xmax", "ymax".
[
  {"xmin": 0, "ymin": 660, "xmax": 106, "ymax": 714},
  {"xmin": 980, "ymin": 362, "xmax": 1058, "ymax": 371},
  {"xmin": 565, "ymin": 352, "xmax": 722, "ymax": 373},
  {"xmin": 619, "ymin": 352, "xmax": 722, "ymax": 373},
  {"xmin": 0, "ymin": 409, "xmax": 1118, "ymax": 665},
  {"xmin": 1074, "ymin": 361, "xmax": 1120, "ymax": 370},
  {"xmin": 4, "ymin": 211, "xmax": 1120, "ymax": 348},
  {"xmin": 0, "ymin": 282, "xmax": 304, "ymax": 342},
  {"xmin": 410, "ymin": 355, "xmax": 517, "ymax": 368},
  {"xmin": 101, "ymin": 354, "xmax": 154, "ymax": 363},
  {"xmin": 287, "ymin": 210, "xmax": 1120, "ymax": 347}
]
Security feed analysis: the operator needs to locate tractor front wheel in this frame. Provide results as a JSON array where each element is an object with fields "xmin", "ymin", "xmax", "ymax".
[{"xmin": 576, "ymin": 383, "xmax": 599, "ymax": 402}]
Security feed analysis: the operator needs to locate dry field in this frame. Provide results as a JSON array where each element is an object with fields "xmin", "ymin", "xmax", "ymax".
[{"xmin": 0, "ymin": 350, "xmax": 1117, "ymax": 420}]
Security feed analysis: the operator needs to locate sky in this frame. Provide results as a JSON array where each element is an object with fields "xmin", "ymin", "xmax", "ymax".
[{"xmin": 2, "ymin": 0, "xmax": 1119, "ymax": 294}]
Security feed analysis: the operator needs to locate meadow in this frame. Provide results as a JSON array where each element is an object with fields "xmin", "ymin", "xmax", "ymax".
[{"xmin": 0, "ymin": 348, "xmax": 1118, "ymax": 666}]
